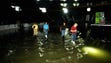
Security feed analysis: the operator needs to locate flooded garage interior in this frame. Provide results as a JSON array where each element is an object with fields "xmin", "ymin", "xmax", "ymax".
[{"xmin": 0, "ymin": 0, "xmax": 111, "ymax": 63}]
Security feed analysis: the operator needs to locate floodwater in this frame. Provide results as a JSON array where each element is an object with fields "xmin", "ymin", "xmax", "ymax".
[{"xmin": 0, "ymin": 28, "xmax": 111, "ymax": 63}]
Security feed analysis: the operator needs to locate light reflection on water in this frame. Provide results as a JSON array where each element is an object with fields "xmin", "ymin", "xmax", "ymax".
[{"xmin": 0, "ymin": 29, "xmax": 111, "ymax": 63}]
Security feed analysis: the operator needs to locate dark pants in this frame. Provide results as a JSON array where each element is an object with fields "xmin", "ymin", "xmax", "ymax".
[{"xmin": 71, "ymin": 33, "xmax": 77, "ymax": 41}]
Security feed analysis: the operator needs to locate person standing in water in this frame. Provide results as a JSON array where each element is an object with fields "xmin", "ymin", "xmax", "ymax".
[{"xmin": 32, "ymin": 22, "xmax": 39, "ymax": 36}]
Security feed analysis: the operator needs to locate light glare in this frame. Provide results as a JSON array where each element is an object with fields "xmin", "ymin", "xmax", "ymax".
[
  {"xmin": 73, "ymin": 3, "xmax": 76, "ymax": 6},
  {"xmin": 11, "ymin": 5, "xmax": 22, "ymax": 12},
  {"xmin": 87, "ymin": 7, "xmax": 91, "ymax": 12},
  {"xmin": 60, "ymin": 0, "xmax": 66, "ymax": 2},
  {"xmin": 60, "ymin": 3, "xmax": 67, "ymax": 7},
  {"xmin": 39, "ymin": 8, "xmax": 47, "ymax": 13},
  {"xmin": 76, "ymin": 3, "xmax": 79, "ymax": 6},
  {"xmin": 15, "ymin": 6, "xmax": 20, "ymax": 11},
  {"xmin": 11, "ymin": 5, "xmax": 15, "ymax": 8},
  {"xmin": 62, "ymin": 8, "xmax": 68, "ymax": 14},
  {"xmin": 82, "ymin": 46, "xmax": 109, "ymax": 60},
  {"xmin": 74, "ymin": 0, "xmax": 78, "ymax": 2},
  {"xmin": 36, "ymin": 0, "xmax": 40, "ymax": 1}
]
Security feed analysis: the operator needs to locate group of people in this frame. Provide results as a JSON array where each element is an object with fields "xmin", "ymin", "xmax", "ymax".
[
  {"xmin": 32, "ymin": 22, "xmax": 49, "ymax": 38},
  {"xmin": 32, "ymin": 21, "xmax": 78, "ymax": 45},
  {"xmin": 60, "ymin": 22, "xmax": 78, "ymax": 43}
]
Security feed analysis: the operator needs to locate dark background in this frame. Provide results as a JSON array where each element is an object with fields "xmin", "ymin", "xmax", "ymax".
[{"xmin": 0, "ymin": 0, "xmax": 111, "ymax": 24}]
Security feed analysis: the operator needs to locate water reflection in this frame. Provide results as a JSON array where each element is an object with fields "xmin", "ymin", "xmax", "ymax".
[{"xmin": 0, "ymin": 29, "xmax": 111, "ymax": 63}]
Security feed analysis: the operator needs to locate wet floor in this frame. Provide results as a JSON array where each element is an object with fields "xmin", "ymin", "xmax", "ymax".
[{"xmin": 0, "ymin": 29, "xmax": 111, "ymax": 63}]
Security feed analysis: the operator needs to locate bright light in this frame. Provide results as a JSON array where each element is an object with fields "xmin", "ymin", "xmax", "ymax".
[
  {"xmin": 15, "ymin": 6, "xmax": 20, "ymax": 11},
  {"xmin": 82, "ymin": 46, "xmax": 109, "ymax": 60},
  {"xmin": 73, "ymin": 3, "xmax": 80, "ymax": 7},
  {"xmin": 11, "ymin": 5, "xmax": 21, "ymax": 12},
  {"xmin": 73, "ymin": 3, "xmax": 76, "ymax": 6},
  {"xmin": 11, "ymin": 5, "xmax": 15, "ymax": 8},
  {"xmin": 60, "ymin": 3, "xmax": 64, "ymax": 6},
  {"xmin": 36, "ymin": 0, "xmax": 40, "ymax": 1},
  {"xmin": 60, "ymin": 3, "xmax": 67, "ymax": 7},
  {"xmin": 74, "ymin": 0, "xmax": 78, "ymax": 2},
  {"xmin": 39, "ymin": 7, "xmax": 47, "ymax": 13},
  {"xmin": 62, "ymin": 8, "xmax": 68, "ymax": 14},
  {"xmin": 76, "ymin": 3, "xmax": 79, "ymax": 6},
  {"xmin": 60, "ymin": 0, "xmax": 66, "ymax": 2},
  {"xmin": 87, "ymin": 7, "xmax": 91, "ymax": 12}
]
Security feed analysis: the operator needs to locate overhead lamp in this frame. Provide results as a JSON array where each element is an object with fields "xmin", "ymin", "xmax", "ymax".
[
  {"xmin": 76, "ymin": 3, "xmax": 79, "ymax": 6},
  {"xmin": 73, "ymin": 3, "xmax": 76, "ymax": 6},
  {"xmin": 39, "ymin": 7, "xmax": 47, "ymax": 13},
  {"xmin": 60, "ymin": 3, "xmax": 64, "ymax": 6},
  {"xmin": 60, "ymin": 0, "xmax": 66, "ymax": 2},
  {"xmin": 60, "ymin": 3, "xmax": 67, "ymax": 7},
  {"xmin": 62, "ymin": 8, "xmax": 68, "ymax": 14},
  {"xmin": 11, "ymin": 5, "xmax": 15, "ymax": 8},
  {"xmin": 73, "ymin": 3, "xmax": 80, "ymax": 7},
  {"xmin": 11, "ymin": 5, "xmax": 22, "ymax": 12},
  {"xmin": 36, "ymin": 0, "xmax": 40, "ymax": 1},
  {"xmin": 74, "ymin": 0, "xmax": 78, "ymax": 2},
  {"xmin": 15, "ymin": 6, "xmax": 20, "ymax": 11},
  {"xmin": 87, "ymin": 7, "xmax": 91, "ymax": 12}
]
